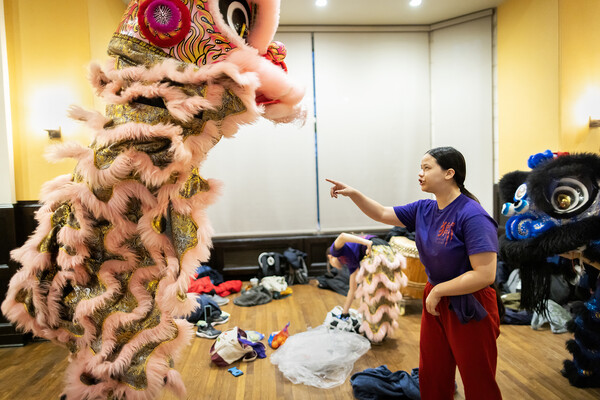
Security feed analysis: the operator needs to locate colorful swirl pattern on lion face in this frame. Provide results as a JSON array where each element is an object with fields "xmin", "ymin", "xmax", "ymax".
[
  {"xmin": 498, "ymin": 151, "xmax": 600, "ymax": 388},
  {"xmin": 0, "ymin": 1, "xmax": 304, "ymax": 399},
  {"xmin": 355, "ymin": 244, "xmax": 407, "ymax": 343}
]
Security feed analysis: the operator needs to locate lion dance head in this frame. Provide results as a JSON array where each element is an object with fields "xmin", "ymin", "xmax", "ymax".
[
  {"xmin": 1, "ymin": 1, "xmax": 304, "ymax": 399},
  {"xmin": 499, "ymin": 150, "xmax": 600, "ymax": 388}
]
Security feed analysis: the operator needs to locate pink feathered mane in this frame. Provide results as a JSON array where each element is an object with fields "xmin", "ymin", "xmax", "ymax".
[{"xmin": 2, "ymin": 1, "xmax": 305, "ymax": 399}]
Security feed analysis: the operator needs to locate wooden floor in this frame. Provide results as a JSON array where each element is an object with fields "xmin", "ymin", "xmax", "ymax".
[{"xmin": 1, "ymin": 283, "xmax": 599, "ymax": 400}]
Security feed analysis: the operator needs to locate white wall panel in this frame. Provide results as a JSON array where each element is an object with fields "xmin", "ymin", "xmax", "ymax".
[
  {"xmin": 202, "ymin": 19, "xmax": 495, "ymax": 237},
  {"xmin": 430, "ymin": 16, "xmax": 494, "ymax": 214},
  {"xmin": 314, "ymin": 32, "xmax": 431, "ymax": 232},
  {"xmin": 202, "ymin": 32, "xmax": 317, "ymax": 237},
  {"xmin": 0, "ymin": 1, "xmax": 15, "ymax": 205}
]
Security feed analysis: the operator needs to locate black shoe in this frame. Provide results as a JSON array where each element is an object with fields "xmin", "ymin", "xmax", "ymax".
[{"xmin": 196, "ymin": 321, "xmax": 221, "ymax": 339}]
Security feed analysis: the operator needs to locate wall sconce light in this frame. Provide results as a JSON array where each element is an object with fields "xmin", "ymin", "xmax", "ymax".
[
  {"xmin": 45, "ymin": 127, "xmax": 62, "ymax": 139},
  {"xmin": 590, "ymin": 118, "xmax": 600, "ymax": 128}
]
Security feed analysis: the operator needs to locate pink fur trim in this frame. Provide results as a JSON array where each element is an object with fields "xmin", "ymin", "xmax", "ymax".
[
  {"xmin": 89, "ymin": 58, "xmax": 262, "ymax": 122},
  {"xmin": 357, "ymin": 272, "xmax": 408, "ymax": 294},
  {"xmin": 45, "ymin": 142, "xmax": 91, "ymax": 163},
  {"xmin": 262, "ymin": 101, "xmax": 307, "ymax": 124},
  {"xmin": 358, "ymin": 303, "xmax": 401, "ymax": 324},
  {"xmin": 3, "ymin": 15, "xmax": 305, "ymax": 397},
  {"xmin": 62, "ymin": 319, "xmax": 192, "ymax": 399},
  {"xmin": 358, "ymin": 252, "xmax": 407, "ymax": 275},
  {"xmin": 67, "ymin": 105, "xmax": 110, "ymax": 128},
  {"xmin": 359, "ymin": 321, "xmax": 398, "ymax": 343},
  {"xmin": 246, "ymin": 0, "xmax": 280, "ymax": 54},
  {"xmin": 165, "ymin": 369, "xmax": 187, "ymax": 399},
  {"xmin": 356, "ymin": 287, "xmax": 403, "ymax": 306}
]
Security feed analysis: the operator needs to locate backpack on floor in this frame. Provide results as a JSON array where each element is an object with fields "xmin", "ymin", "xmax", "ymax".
[
  {"xmin": 283, "ymin": 247, "xmax": 309, "ymax": 285},
  {"xmin": 257, "ymin": 252, "xmax": 286, "ymax": 278}
]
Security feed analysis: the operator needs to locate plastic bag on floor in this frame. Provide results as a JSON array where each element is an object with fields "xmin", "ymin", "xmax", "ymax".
[{"xmin": 270, "ymin": 325, "xmax": 371, "ymax": 389}]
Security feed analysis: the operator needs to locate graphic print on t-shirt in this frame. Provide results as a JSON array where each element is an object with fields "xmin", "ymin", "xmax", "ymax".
[{"xmin": 437, "ymin": 221, "xmax": 456, "ymax": 246}]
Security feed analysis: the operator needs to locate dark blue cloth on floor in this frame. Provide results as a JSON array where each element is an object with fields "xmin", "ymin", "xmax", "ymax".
[
  {"xmin": 350, "ymin": 365, "xmax": 420, "ymax": 400},
  {"xmin": 185, "ymin": 295, "xmax": 221, "ymax": 324},
  {"xmin": 239, "ymin": 337, "xmax": 266, "ymax": 359},
  {"xmin": 195, "ymin": 265, "xmax": 225, "ymax": 285},
  {"xmin": 502, "ymin": 308, "xmax": 532, "ymax": 325},
  {"xmin": 316, "ymin": 266, "xmax": 350, "ymax": 296}
]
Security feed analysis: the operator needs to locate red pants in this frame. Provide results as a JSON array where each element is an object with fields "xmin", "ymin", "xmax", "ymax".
[{"xmin": 419, "ymin": 282, "xmax": 502, "ymax": 400}]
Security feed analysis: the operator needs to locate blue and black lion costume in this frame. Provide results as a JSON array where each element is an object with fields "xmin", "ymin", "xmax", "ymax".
[{"xmin": 498, "ymin": 150, "xmax": 600, "ymax": 388}]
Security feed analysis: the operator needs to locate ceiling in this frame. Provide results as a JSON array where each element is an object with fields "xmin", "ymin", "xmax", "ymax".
[
  {"xmin": 121, "ymin": 1, "xmax": 506, "ymax": 26},
  {"xmin": 279, "ymin": 0, "xmax": 505, "ymax": 26}
]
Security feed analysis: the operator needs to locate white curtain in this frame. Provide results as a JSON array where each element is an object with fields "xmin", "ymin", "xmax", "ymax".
[
  {"xmin": 202, "ymin": 32, "xmax": 318, "ymax": 237},
  {"xmin": 204, "ymin": 17, "xmax": 495, "ymax": 237},
  {"xmin": 314, "ymin": 31, "xmax": 432, "ymax": 232},
  {"xmin": 430, "ymin": 16, "xmax": 494, "ymax": 214}
]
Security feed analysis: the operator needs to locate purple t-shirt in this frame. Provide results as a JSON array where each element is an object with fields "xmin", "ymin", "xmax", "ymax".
[
  {"xmin": 329, "ymin": 235, "xmax": 375, "ymax": 274},
  {"xmin": 394, "ymin": 194, "xmax": 498, "ymax": 323}
]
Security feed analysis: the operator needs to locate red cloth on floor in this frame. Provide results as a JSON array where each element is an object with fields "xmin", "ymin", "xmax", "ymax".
[
  {"xmin": 187, "ymin": 275, "xmax": 242, "ymax": 297},
  {"xmin": 215, "ymin": 279, "xmax": 242, "ymax": 296}
]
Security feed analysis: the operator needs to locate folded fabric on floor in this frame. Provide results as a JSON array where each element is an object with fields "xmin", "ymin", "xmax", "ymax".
[
  {"xmin": 239, "ymin": 337, "xmax": 267, "ymax": 359},
  {"xmin": 195, "ymin": 265, "xmax": 225, "ymax": 286},
  {"xmin": 531, "ymin": 299, "xmax": 572, "ymax": 333},
  {"xmin": 502, "ymin": 308, "xmax": 533, "ymax": 325},
  {"xmin": 501, "ymin": 292, "xmax": 523, "ymax": 311},
  {"xmin": 350, "ymin": 365, "xmax": 420, "ymax": 400},
  {"xmin": 316, "ymin": 266, "xmax": 350, "ymax": 296},
  {"xmin": 187, "ymin": 276, "xmax": 242, "ymax": 297},
  {"xmin": 260, "ymin": 276, "xmax": 288, "ymax": 292},
  {"xmin": 233, "ymin": 286, "xmax": 273, "ymax": 307}
]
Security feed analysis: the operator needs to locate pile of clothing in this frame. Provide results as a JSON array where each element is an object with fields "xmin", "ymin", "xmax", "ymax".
[
  {"xmin": 496, "ymin": 258, "xmax": 578, "ymax": 333},
  {"xmin": 187, "ymin": 265, "xmax": 242, "ymax": 297},
  {"xmin": 233, "ymin": 276, "xmax": 292, "ymax": 307}
]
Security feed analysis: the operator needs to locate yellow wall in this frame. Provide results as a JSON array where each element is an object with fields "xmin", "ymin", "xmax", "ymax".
[
  {"xmin": 498, "ymin": 0, "xmax": 600, "ymax": 175},
  {"xmin": 559, "ymin": 0, "xmax": 600, "ymax": 153},
  {"xmin": 497, "ymin": 0, "xmax": 560, "ymax": 174},
  {"xmin": 4, "ymin": 0, "xmax": 125, "ymax": 201}
]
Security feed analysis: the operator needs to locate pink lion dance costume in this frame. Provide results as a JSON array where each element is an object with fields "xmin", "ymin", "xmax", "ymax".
[
  {"xmin": 1, "ymin": 1, "xmax": 303, "ymax": 399},
  {"xmin": 355, "ymin": 244, "xmax": 407, "ymax": 343}
]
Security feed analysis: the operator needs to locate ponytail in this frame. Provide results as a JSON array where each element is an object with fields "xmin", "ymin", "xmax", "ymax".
[{"xmin": 459, "ymin": 184, "xmax": 480, "ymax": 203}]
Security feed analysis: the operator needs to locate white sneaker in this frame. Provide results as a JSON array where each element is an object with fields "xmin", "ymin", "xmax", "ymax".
[
  {"xmin": 207, "ymin": 294, "xmax": 229, "ymax": 306},
  {"xmin": 195, "ymin": 321, "xmax": 221, "ymax": 339}
]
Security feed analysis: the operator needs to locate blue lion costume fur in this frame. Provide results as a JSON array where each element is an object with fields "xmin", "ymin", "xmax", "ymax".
[{"xmin": 498, "ymin": 150, "xmax": 600, "ymax": 388}]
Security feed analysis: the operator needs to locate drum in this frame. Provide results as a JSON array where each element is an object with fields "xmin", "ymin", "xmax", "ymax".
[{"xmin": 390, "ymin": 236, "xmax": 427, "ymax": 300}]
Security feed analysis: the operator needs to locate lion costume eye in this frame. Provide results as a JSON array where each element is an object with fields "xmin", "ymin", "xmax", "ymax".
[
  {"xmin": 514, "ymin": 183, "xmax": 527, "ymax": 201},
  {"xmin": 219, "ymin": 0, "xmax": 251, "ymax": 40},
  {"xmin": 549, "ymin": 177, "xmax": 591, "ymax": 216}
]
